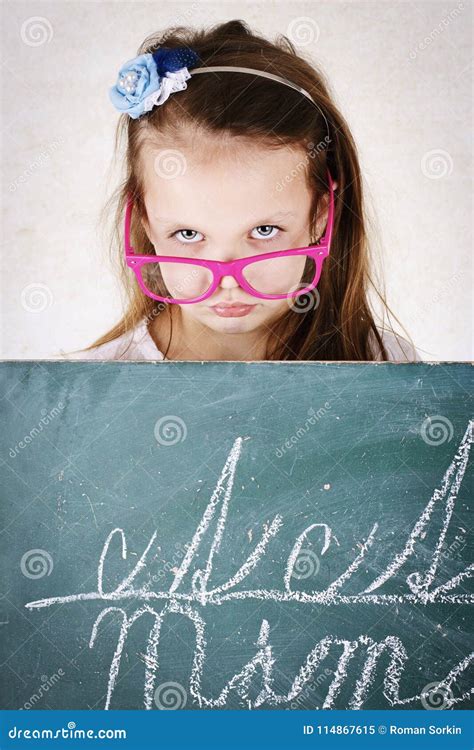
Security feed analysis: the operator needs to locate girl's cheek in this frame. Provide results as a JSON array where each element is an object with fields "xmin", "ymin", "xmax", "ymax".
[{"xmin": 254, "ymin": 300, "xmax": 290, "ymax": 325}]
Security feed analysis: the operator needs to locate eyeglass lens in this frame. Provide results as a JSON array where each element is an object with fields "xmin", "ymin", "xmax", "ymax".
[{"xmin": 139, "ymin": 254, "xmax": 318, "ymax": 301}]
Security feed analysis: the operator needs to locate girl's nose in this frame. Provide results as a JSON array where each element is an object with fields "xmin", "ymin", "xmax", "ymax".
[{"xmin": 219, "ymin": 274, "xmax": 240, "ymax": 289}]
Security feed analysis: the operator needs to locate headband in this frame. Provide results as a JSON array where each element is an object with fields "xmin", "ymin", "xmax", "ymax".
[{"xmin": 109, "ymin": 45, "xmax": 331, "ymax": 147}]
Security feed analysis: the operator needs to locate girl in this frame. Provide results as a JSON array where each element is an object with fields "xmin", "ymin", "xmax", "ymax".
[{"xmin": 63, "ymin": 20, "xmax": 420, "ymax": 362}]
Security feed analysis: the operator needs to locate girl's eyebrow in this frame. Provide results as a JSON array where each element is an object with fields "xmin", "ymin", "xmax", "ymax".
[
  {"xmin": 258, "ymin": 210, "xmax": 297, "ymax": 222},
  {"xmin": 154, "ymin": 210, "xmax": 297, "ymax": 226}
]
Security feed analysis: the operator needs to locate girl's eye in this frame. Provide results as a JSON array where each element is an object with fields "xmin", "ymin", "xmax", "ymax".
[
  {"xmin": 251, "ymin": 225, "xmax": 281, "ymax": 240},
  {"xmin": 170, "ymin": 225, "xmax": 282, "ymax": 244},
  {"xmin": 171, "ymin": 229, "xmax": 203, "ymax": 244}
]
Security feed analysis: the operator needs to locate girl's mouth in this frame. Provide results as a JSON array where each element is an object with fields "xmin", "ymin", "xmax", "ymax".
[{"xmin": 210, "ymin": 303, "xmax": 257, "ymax": 318}]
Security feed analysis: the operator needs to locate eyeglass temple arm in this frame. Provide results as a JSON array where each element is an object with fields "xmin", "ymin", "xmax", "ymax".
[
  {"xmin": 320, "ymin": 167, "xmax": 335, "ymax": 248},
  {"xmin": 125, "ymin": 196, "xmax": 134, "ymax": 255}
]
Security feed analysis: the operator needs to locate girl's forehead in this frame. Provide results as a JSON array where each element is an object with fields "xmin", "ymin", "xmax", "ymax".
[
  {"xmin": 140, "ymin": 136, "xmax": 309, "ymax": 169},
  {"xmin": 139, "ymin": 138, "xmax": 313, "ymax": 211}
]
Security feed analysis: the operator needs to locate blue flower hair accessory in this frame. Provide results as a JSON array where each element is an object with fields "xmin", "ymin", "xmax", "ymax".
[{"xmin": 109, "ymin": 46, "xmax": 200, "ymax": 119}]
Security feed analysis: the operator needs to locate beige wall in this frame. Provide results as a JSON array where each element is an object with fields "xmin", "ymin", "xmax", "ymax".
[{"xmin": 1, "ymin": 0, "xmax": 472, "ymax": 360}]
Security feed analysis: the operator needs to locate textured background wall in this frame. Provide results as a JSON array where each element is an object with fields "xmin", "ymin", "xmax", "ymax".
[{"xmin": 1, "ymin": 0, "xmax": 472, "ymax": 360}]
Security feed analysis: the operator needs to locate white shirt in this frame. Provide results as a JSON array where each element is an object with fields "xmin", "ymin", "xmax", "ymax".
[{"xmin": 60, "ymin": 319, "xmax": 421, "ymax": 361}]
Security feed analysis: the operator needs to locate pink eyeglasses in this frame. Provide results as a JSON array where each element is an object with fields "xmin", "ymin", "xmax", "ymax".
[{"xmin": 124, "ymin": 167, "xmax": 335, "ymax": 304}]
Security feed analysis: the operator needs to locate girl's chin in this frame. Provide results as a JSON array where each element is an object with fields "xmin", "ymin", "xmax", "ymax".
[{"xmin": 203, "ymin": 314, "xmax": 261, "ymax": 332}]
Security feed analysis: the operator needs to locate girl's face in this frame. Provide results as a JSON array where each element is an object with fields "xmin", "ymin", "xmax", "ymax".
[{"xmin": 140, "ymin": 134, "xmax": 326, "ymax": 340}]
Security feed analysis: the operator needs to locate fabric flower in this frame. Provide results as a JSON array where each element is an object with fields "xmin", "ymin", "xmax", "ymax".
[
  {"xmin": 109, "ymin": 53, "xmax": 160, "ymax": 119},
  {"xmin": 109, "ymin": 47, "xmax": 200, "ymax": 119}
]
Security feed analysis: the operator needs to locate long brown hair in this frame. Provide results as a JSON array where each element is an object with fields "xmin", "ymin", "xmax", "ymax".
[{"xmin": 70, "ymin": 19, "xmax": 416, "ymax": 361}]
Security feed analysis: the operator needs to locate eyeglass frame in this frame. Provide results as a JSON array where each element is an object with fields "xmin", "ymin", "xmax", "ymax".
[{"xmin": 124, "ymin": 166, "xmax": 336, "ymax": 304}]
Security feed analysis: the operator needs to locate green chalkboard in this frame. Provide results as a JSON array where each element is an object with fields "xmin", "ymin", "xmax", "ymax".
[{"xmin": 0, "ymin": 361, "xmax": 472, "ymax": 711}]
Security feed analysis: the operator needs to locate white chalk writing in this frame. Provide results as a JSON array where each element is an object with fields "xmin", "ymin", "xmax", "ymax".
[{"xmin": 25, "ymin": 421, "xmax": 473, "ymax": 710}]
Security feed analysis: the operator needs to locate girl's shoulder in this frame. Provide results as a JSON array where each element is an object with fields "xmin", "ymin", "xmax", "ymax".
[
  {"xmin": 60, "ymin": 320, "xmax": 421, "ymax": 362},
  {"xmin": 61, "ymin": 319, "xmax": 164, "ymax": 361},
  {"xmin": 372, "ymin": 328, "xmax": 422, "ymax": 362}
]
